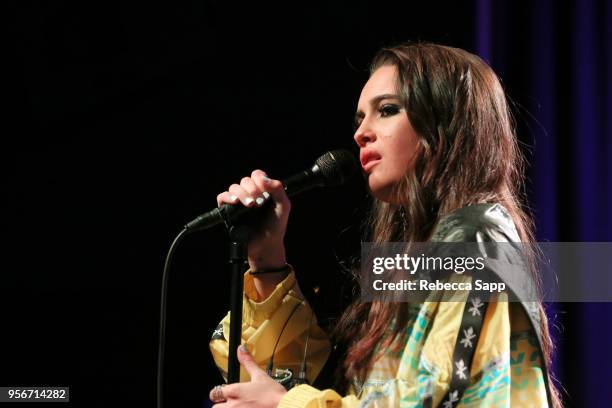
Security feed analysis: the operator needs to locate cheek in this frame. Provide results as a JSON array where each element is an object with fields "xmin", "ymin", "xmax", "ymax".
[
  {"xmin": 393, "ymin": 127, "xmax": 419, "ymax": 170},
  {"xmin": 385, "ymin": 156, "xmax": 411, "ymax": 184},
  {"xmin": 387, "ymin": 139, "xmax": 416, "ymax": 174}
]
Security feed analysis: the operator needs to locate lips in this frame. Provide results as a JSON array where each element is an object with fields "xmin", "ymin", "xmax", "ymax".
[{"xmin": 360, "ymin": 150, "xmax": 382, "ymax": 171}]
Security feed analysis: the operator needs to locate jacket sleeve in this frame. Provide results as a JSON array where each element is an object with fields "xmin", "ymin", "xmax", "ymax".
[{"xmin": 209, "ymin": 266, "xmax": 331, "ymax": 384}]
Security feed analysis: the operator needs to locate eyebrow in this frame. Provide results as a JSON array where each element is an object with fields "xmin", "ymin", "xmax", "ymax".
[{"xmin": 354, "ymin": 93, "xmax": 401, "ymax": 120}]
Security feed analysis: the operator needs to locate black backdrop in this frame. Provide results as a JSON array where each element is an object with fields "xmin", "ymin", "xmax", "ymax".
[{"xmin": 6, "ymin": 1, "xmax": 608, "ymax": 406}]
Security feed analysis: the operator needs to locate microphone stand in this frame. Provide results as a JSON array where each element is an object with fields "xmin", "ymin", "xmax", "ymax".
[
  {"xmin": 156, "ymin": 150, "xmax": 357, "ymax": 407},
  {"xmin": 226, "ymin": 224, "xmax": 251, "ymax": 382}
]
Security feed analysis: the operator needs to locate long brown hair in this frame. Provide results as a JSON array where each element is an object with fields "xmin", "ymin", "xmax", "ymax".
[{"xmin": 333, "ymin": 42, "xmax": 560, "ymax": 406}]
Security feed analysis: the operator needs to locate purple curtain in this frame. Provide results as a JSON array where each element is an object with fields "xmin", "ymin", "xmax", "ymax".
[{"xmin": 476, "ymin": 0, "xmax": 612, "ymax": 405}]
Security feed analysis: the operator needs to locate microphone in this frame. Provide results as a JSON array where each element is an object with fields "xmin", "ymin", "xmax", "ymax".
[{"xmin": 184, "ymin": 149, "xmax": 358, "ymax": 232}]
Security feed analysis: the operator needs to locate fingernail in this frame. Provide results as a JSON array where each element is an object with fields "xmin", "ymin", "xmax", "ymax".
[
  {"xmin": 229, "ymin": 194, "xmax": 239, "ymax": 202},
  {"xmin": 244, "ymin": 197, "xmax": 254, "ymax": 205},
  {"xmin": 255, "ymin": 196, "xmax": 265, "ymax": 206},
  {"xmin": 263, "ymin": 176, "xmax": 271, "ymax": 183},
  {"xmin": 262, "ymin": 191, "xmax": 270, "ymax": 200},
  {"xmin": 239, "ymin": 345, "xmax": 248, "ymax": 353}
]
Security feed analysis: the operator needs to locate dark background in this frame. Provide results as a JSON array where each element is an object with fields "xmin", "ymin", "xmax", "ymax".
[{"xmin": 5, "ymin": 0, "xmax": 611, "ymax": 406}]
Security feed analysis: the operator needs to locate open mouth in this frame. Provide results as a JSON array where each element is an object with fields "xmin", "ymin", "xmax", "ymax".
[
  {"xmin": 360, "ymin": 151, "xmax": 382, "ymax": 171},
  {"xmin": 362, "ymin": 158, "xmax": 381, "ymax": 171}
]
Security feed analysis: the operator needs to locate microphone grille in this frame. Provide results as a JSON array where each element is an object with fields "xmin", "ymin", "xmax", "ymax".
[{"xmin": 314, "ymin": 149, "xmax": 358, "ymax": 186}]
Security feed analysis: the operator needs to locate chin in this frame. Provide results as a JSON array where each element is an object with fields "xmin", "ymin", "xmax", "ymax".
[{"xmin": 367, "ymin": 177, "xmax": 398, "ymax": 204}]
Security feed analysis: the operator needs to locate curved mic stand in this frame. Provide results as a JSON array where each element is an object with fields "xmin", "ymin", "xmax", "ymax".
[{"xmin": 157, "ymin": 222, "xmax": 250, "ymax": 408}]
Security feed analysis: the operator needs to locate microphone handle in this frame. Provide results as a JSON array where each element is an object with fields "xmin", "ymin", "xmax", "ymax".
[
  {"xmin": 184, "ymin": 166, "xmax": 323, "ymax": 232},
  {"xmin": 282, "ymin": 166, "xmax": 323, "ymax": 197}
]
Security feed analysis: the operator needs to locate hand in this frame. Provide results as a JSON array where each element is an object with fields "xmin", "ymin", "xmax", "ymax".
[
  {"xmin": 216, "ymin": 170, "xmax": 291, "ymax": 271},
  {"xmin": 209, "ymin": 345, "xmax": 287, "ymax": 407}
]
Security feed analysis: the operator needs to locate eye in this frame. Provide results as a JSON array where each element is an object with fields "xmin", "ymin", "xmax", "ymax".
[{"xmin": 379, "ymin": 103, "xmax": 401, "ymax": 117}]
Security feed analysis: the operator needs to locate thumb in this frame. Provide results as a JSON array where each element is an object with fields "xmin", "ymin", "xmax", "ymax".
[{"xmin": 237, "ymin": 345, "xmax": 266, "ymax": 380}]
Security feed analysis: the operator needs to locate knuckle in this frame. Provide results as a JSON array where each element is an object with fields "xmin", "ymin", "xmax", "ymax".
[
  {"xmin": 252, "ymin": 173, "xmax": 265, "ymax": 184},
  {"xmin": 224, "ymin": 385, "xmax": 238, "ymax": 399},
  {"xmin": 241, "ymin": 181, "xmax": 259, "ymax": 195}
]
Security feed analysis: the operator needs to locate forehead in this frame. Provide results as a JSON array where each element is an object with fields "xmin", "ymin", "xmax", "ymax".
[{"xmin": 358, "ymin": 65, "xmax": 398, "ymax": 105}]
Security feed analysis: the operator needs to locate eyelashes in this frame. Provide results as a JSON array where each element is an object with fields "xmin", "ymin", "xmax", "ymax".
[
  {"xmin": 379, "ymin": 103, "xmax": 401, "ymax": 117},
  {"xmin": 354, "ymin": 103, "xmax": 402, "ymax": 130}
]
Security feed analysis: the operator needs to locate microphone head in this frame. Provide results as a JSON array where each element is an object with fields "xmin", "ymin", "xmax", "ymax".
[{"xmin": 313, "ymin": 149, "xmax": 359, "ymax": 186}]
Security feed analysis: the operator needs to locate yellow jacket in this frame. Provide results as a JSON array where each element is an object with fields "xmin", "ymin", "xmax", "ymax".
[{"xmin": 209, "ymin": 204, "xmax": 550, "ymax": 407}]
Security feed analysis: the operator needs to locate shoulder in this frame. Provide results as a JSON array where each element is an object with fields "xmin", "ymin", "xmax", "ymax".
[{"xmin": 430, "ymin": 203, "xmax": 520, "ymax": 243}]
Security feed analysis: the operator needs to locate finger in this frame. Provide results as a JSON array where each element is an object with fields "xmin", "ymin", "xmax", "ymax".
[
  {"xmin": 252, "ymin": 172, "xmax": 290, "ymax": 211},
  {"xmin": 217, "ymin": 191, "xmax": 240, "ymax": 207},
  {"xmin": 250, "ymin": 170, "xmax": 272, "ymax": 200},
  {"xmin": 228, "ymin": 183, "xmax": 256, "ymax": 207},
  {"xmin": 240, "ymin": 177, "xmax": 266, "ymax": 206},
  {"xmin": 209, "ymin": 384, "xmax": 228, "ymax": 402},
  {"xmin": 237, "ymin": 344, "xmax": 266, "ymax": 381},
  {"xmin": 215, "ymin": 383, "xmax": 241, "ymax": 399}
]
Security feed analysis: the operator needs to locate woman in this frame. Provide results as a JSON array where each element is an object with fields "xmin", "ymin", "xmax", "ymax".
[{"xmin": 208, "ymin": 43, "xmax": 560, "ymax": 407}]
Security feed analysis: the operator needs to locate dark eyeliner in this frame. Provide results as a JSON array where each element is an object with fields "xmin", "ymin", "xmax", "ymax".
[{"xmin": 379, "ymin": 103, "xmax": 400, "ymax": 117}]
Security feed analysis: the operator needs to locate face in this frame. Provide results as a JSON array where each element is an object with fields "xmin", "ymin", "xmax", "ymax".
[{"xmin": 354, "ymin": 65, "xmax": 420, "ymax": 203}]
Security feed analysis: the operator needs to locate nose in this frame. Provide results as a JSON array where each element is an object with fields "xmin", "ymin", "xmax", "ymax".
[{"xmin": 353, "ymin": 122, "xmax": 376, "ymax": 148}]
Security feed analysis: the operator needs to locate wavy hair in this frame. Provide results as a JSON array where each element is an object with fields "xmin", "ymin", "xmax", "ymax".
[{"xmin": 333, "ymin": 42, "xmax": 560, "ymax": 407}]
